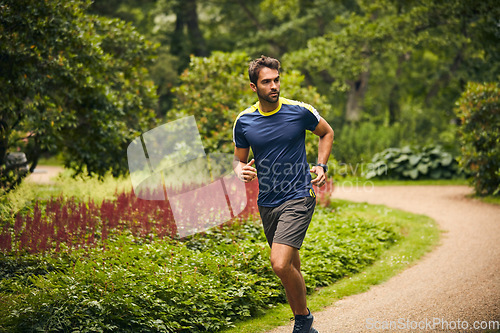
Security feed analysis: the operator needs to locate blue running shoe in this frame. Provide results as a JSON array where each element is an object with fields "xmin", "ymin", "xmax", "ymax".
[{"xmin": 292, "ymin": 308, "xmax": 314, "ymax": 333}]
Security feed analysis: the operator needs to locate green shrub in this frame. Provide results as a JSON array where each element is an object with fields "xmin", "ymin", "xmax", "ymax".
[
  {"xmin": 333, "ymin": 101, "xmax": 462, "ymax": 167},
  {"xmin": 455, "ymin": 82, "xmax": 500, "ymax": 196},
  {"xmin": 334, "ymin": 122, "xmax": 405, "ymax": 165},
  {"xmin": 0, "ymin": 205, "xmax": 399, "ymax": 332},
  {"xmin": 364, "ymin": 145, "xmax": 463, "ymax": 180}
]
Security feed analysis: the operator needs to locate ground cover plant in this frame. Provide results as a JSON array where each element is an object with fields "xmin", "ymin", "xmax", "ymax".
[
  {"xmin": 0, "ymin": 181, "xmax": 400, "ymax": 332},
  {"xmin": 364, "ymin": 145, "xmax": 463, "ymax": 180},
  {"xmin": 223, "ymin": 200, "xmax": 440, "ymax": 333}
]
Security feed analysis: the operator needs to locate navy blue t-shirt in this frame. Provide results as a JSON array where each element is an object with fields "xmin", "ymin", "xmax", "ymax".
[{"xmin": 233, "ymin": 97, "xmax": 321, "ymax": 207}]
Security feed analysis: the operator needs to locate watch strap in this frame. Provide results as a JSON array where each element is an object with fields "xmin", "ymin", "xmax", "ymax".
[{"xmin": 316, "ymin": 163, "xmax": 328, "ymax": 173}]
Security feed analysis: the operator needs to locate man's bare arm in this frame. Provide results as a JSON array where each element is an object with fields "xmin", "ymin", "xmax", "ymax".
[
  {"xmin": 234, "ymin": 147, "xmax": 257, "ymax": 182},
  {"xmin": 310, "ymin": 118, "xmax": 334, "ymax": 187}
]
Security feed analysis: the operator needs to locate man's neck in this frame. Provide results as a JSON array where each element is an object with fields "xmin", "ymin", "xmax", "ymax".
[{"xmin": 258, "ymin": 98, "xmax": 280, "ymax": 113}]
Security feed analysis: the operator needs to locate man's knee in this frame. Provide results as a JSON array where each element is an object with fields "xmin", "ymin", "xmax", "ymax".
[
  {"xmin": 270, "ymin": 256, "xmax": 292, "ymax": 277},
  {"xmin": 270, "ymin": 243, "xmax": 301, "ymax": 277}
]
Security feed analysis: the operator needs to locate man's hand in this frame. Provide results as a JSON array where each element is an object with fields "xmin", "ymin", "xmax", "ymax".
[
  {"xmin": 239, "ymin": 159, "xmax": 257, "ymax": 183},
  {"xmin": 311, "ymin": 165, "xmax": 326, "ymax": 187}
]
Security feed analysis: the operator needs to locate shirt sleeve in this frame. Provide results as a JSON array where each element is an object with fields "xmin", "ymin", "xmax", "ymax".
[
  {"xmin": 303, "ymin": 104, "xmax": 321, "ymax": 132},
  {"xmin": 233, "ymin": 117, "xmax": 250, "ymax": 148}
]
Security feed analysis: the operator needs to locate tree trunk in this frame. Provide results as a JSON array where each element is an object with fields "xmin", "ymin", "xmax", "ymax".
[
  {"xmin": 345, "ymin": 70, "xmax": 369, "ymax": 122},
  {"xmin": 388, "ymin": 53, "xmax": 410, "ymax": 124},
  {"xmin": 184, "ymin": 0, "xmax": 208, "ymax": 57},
  {"xmin": 171, "ymin": 2, "xmax": 186, "ymax": 57},
  {"xmin": 171, "ymin": 0, "xmax": 208, "ymax": 59}
]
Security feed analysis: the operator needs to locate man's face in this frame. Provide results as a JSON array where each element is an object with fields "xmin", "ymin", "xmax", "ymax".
[{"xmin": 251, "ymin": 67, "xmax": 280, "ymax": 104}]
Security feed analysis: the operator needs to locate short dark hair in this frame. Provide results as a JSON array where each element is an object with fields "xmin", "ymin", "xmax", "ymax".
[{"xmin": 248, "ymin": 55, "xmax": 281, "ymax": 85}]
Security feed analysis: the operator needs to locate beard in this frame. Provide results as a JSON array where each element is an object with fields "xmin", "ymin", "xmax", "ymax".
[{"xmin": 257, "ymin": 88, "xmax": 280, "ymax": 104}]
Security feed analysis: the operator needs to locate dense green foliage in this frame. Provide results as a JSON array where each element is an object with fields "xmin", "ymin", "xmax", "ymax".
[
  {"xmin": 284, "ymin": 0, "xmax": 499, "ymax": 119},
  {"xmin": 2, "ymin": 0, "xmax": 499, "ymax": 189},
  {"xmin": 364, "ymin": 146, "xmax": 463, "ymax": 180},
  {"xmin": 333, "ymin": 122, "xmax": 407, "ymax": 165},
  {"xmin": 170, "ymin": 52, "xmax": 254, "ymax": 154},
  {"xmin": 81, "ymin": 0, "xmax": 499, "ymax": 168},
  {"xmin": 0, "ymin": 0, "xmax": 158, "ymax": 191},
  {"xmin": 455, "ymin": 82, "xmax": 500, "ymax": 196},
  {"xmin": 0, "ymin": 204, "xmax": 399, "ymax": 332},
  {"xmin": 166, "ymin": 0, "xmax": 497, "ymax": 166}
]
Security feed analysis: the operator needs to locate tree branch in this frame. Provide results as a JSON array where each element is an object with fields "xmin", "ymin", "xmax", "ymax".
[
  {"xmin": 425, "ymin": 47, "xmax": 463, "ymax": 105},
  {"xmin": 236, "ymin": 0, "xmax": 265, "ymax": 31}
]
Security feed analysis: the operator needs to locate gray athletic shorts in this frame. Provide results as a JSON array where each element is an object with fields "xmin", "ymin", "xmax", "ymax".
[{"xmin": 258, "ymin": 196, "xmax": 316, "ymax": 250}]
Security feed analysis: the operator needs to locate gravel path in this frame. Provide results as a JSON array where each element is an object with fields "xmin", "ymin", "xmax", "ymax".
[
  {"xmin": 268, "ymin": 185, "xmax": 500, "ymax": 332},
  {"xmin": 26, "ymin": 165, "xmax": 64, "ymax": 184}
]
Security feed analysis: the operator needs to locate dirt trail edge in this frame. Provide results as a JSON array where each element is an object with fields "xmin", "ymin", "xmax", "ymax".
[
  {"xmin": 268, "ymin": 185, "xmax": 500, "ymax": 332},
  {"xmin": 26, "ymin": 165, "xmax": 64, "ymax": 184}
]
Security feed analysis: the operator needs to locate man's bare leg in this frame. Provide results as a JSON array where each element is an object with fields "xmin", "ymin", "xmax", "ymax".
[{"xmin": 270, "ymin": 243, "xmax": 308, "ymax": 316}]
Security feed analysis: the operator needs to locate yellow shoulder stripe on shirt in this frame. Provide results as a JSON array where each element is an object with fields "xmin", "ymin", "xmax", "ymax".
[
  {"xmin": 234, "ymin": 102, "xmax": 258, "ymax": 124},
  {"xmin": 233, "ymin": 102, "xmax": 259, "ymax": 140},
  {"xmin": 281, "ymin": 98, "xmax": 321, "ymax": 121}
]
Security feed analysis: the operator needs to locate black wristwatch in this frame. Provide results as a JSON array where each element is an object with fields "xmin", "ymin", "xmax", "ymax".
[{"xmin": 316, "ymin": 163, "xmax": 328, "ymax": 173}]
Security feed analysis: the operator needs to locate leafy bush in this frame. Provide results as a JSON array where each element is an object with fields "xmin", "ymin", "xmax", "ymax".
[
  {"xmin": 0, "ymin": 0, "xmax": 158, "ymax": 192},
  {"xmin": 0, "ymin": 203, "xmax": 400, "ymax": 332},
  {"xmin": 0, "ymin": 224, "xmax": 275, "ymax": 332},
  {"xmin": 364, "ymin": 145, "xmax": 463, "ymax": 180},
  {"xmin": 333, "ymin": 101, "xmax": 462, "ymax": 167},
  {"xmin": 334, "ymin": 122, "xmax": 409, "ymax": 165},
  {"xmin": 455, "ymin": 82, "xmax": 500, "ymax": 196}
]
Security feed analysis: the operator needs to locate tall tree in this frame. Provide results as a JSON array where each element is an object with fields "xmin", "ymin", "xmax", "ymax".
[
  {"xmin": 0, "ymin": 0, "xmax": 158, "ymax": 192},
  {"xmin": 88, "ymin": 0, "xmax": 158, "ymax": 34},
  {"xmin": 285, "ymin": 0, "xmax": 499, "ymax": 124},
  {"xmin": 197, "ymin": 0, "xmax": 352, "ymax": 57},
  {"xmin": 170, "ymin": 0, "xmax": 208, "ymax": 68}
]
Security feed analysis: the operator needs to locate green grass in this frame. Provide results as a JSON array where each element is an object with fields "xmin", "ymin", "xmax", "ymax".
[
  {"xmin": 37, "ymin": 154, "xmax": 64, "ymax": 167},
  {"xmin": 469, "ymin": 194, "xmax": 500, "ymax": 206},
  {"xmin": 478, "ymin": 195, "xmax": 500, "ymax": 206},
  {"xmin": 1, "ymin": 169, "xmax": 132, "ymax": 226},
  {"xmin": 4, "ymin": 168, "xmax": 131, "ymax": 217},
  {"xmin": 336, "ymin": 176, "xmax": 468, "ymax": 187},
  {"xmin": 345, "ymin": 175, "xmax": 498, "ymax": 206},
  {"xmin": 222, "ymin": 200, "xmax": 440, "ymax": 333}
]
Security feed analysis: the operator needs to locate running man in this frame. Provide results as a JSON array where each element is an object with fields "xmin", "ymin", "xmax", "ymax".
[{"xmin": 233, "ymin": 56, "xmax": 334, "ymax": 333}]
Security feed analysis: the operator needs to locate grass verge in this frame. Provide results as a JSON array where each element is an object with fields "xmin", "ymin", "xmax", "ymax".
[
  {"xmin": 336, "ymin": 176, "xmax": 468, "ymax": 187},
  {"xmin": 471, "ymin": 194, "xmax": 500, "ymax": 206},
  {"xmin": 222, "ymin": 199, "xmax": 440, "ymax": 333},
  {"xmin": 36, "ymin": 154, "xmax": 64, "ymax": 167},
  {"xmin": 3, "ymin": 168, "xmax": 131, "ymax": 218}
]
